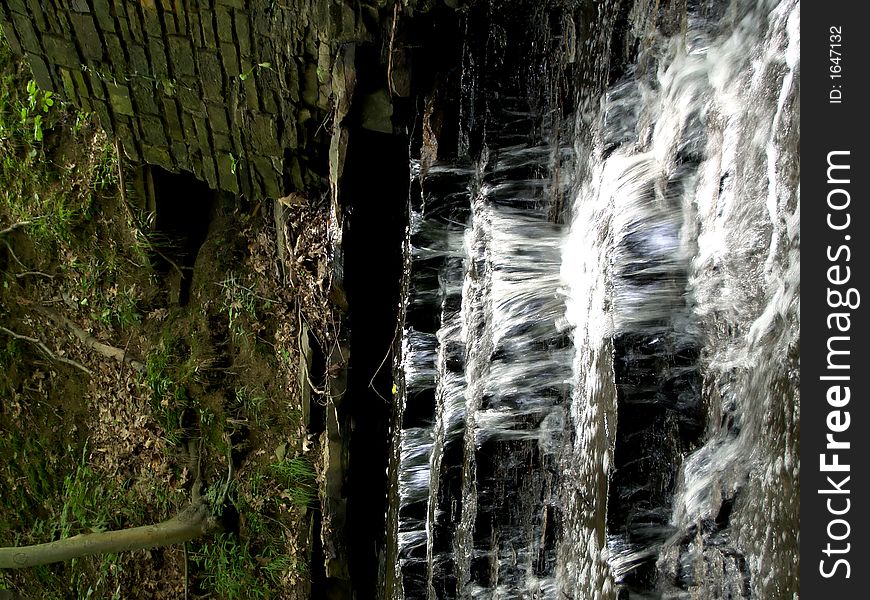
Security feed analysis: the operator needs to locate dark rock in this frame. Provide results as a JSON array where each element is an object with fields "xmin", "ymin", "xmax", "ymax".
[
  {"xmin": 196, "ymin": 51, "xmax": 224, "ymax": 101},
  {"xmin": 141, "ymin": 144, "xmax": 173, "ymax": 171},
  {"xmin": 14, "ymin": 17, "xmax": 44, "ymax": 55},
  {"xmin": 127, "ymin": 44, "xmax": 150, "ymax": 76},
  {"xmin": 106, "ymin": 82, "xmax": 134, "ymax": 116},
  {"xmin": 148, "ymin": 38, "xmax": 170, "ymax": 79},
  {"xmin": 0, "ymin": 22, "xmax": 22, "ymax": 55},
  {"xmin": 163, "ymin": 97, "xmax": 184, "ymax": 141},
  {"xmin": 360, "ymin": 88, "xmax": 393, "ymax": 134},
  {"xmin": 141, "ymin": 115, "xmax": 168, "ymax": 147},
  {"xmin": 220, "ymin": 42, "xmax": 240, "ymax": 76},
  {"xmin": 168, "ymin": 36, "xmax": 196, "ymax": 77},
  {"xmin": 132, "ymin": 81, "xmax": 160, "ymax": 116},
  {"xmin": 26, "ymin": 53, "xmax": 54, "ymax": 92},
  {"xmin": 215, "ymin": 5, "xmax": 233, "ymax": 43},
  {"xmin": 216, "ymin": 152, "xmax": 239, "ymax": 193}
]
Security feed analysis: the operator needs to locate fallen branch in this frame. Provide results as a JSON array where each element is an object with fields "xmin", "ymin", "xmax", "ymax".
[
  {"xmin": 0, "ymin": 326, "xmax": 92, "ymax": 376},
  {"xmin": 0, "ymin": 500, "xmax": 214, "ymax": 569},
  {"xmin": 34, "ymin": 307, "xmax": 145, "ymax": 373}
]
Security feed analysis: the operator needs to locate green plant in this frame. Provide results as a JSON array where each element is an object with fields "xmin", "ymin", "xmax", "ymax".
[
  {"xmin": 143, "ymin": 337, "xmax": 194, "ymax": 444},
  {"xmin": 234, "ymin": 385, "xmax": 269, "ymax": 427},
  {"xmin": 193, "ymin": 534, "xmax": 270, "ymax": 600},
  {"xmin": 112, "ymin": 287, "xmax": 142, "ymax": 328},
  {"xmin": 239, "ymin": 62, "xmax": 272, "ymax": 81},
  {"xmin": 19, "ymin": 79, "xmax": 53, "ymax": 142},
  {"xmin": 59, "ymin": 444, "xmax": 121, "ymax": 539},
  {"xmin": 204, "ymin": 482, "xmax": 228, "ymax": 517},
  {"xmin": 219, "ymin": 273, "xmax": 274, "ymax": 341},
  {"xmin": 90, "ymin": 139, "xmax": 119, "ymax": 190},
  {"xmin": 71, "ymin": 109, "xmax": 91, "ymax": 135},
  {"xmin": 262, "ymin": 552, "xmax": 305, "ymax": 584},
  {"xmin": 91, "ymin": 553, "xmax": 123, "ymax": 600},
  {"xmin": 199, "ymin": 404, "xmax": 216, "ymax": 429},
  {"xmin": 271, "ymin": 457, "xmax": 316, "ymax": 509},
  {"xmin": 81, "ymin": 272, "xmax": 141, "ymax": 330}
]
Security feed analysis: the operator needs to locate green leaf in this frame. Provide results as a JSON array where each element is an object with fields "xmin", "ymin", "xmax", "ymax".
[{"xmin": 33, "ymin": 115, "xmax": 43, "ymax": 141}]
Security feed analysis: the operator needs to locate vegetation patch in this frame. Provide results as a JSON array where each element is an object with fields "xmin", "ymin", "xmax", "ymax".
[{"xmin": 1, "ymin": 30, "xmax": 334, "ymax": 599}]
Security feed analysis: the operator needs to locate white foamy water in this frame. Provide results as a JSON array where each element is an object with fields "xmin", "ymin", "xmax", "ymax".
[{"xmin": 385, "ymin": 0, "xmax": 799, "ymax": 598}]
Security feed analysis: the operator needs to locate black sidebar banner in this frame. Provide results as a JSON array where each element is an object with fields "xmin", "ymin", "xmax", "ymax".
[{"xmin": 802, "ymin": 2, "xmax": 870, "ymax": 597}]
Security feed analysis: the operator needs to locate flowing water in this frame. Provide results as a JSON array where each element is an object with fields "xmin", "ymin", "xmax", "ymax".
[{"xmin": 383, "ymin": 0, "xmax": 800, "ymax": 598}]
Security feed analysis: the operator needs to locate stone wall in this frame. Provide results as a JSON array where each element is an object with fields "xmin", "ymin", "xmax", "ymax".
[{"xmin": 0, "ymin": 0, "xmax": 385, "ymax": 199}]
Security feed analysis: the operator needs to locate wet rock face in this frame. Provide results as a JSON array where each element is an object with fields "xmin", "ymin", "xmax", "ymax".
[{"xmin": 0, "ymin": 0, "xmax": 395, "ymax": 200}]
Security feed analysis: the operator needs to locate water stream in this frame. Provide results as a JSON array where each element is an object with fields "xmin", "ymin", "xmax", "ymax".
[{"xmin": 384, "ymin": 0, "xmax": 799, "ymax": 597}]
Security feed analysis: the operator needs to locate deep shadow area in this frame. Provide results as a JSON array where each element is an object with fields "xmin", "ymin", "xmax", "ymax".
[
  {"xmin": 149, "ymin": 167, "xmax": 217, "ymax": 305},
  {"xmin": 341, "ymin": 126, "xmax": 407, "ymax": 600}
]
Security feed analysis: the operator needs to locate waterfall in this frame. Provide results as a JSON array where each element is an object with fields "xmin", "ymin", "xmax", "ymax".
[{"xmin": 385, "ymin": 0, "xmax": 799, "ymax": 598}]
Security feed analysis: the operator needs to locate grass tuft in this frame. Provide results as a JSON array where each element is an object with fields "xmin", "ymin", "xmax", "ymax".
[
  {"xmin": 271, "ymin": 457, "xmax": 317, "ymax": 509},
  {"xmin": 193, "ymin": 534, "xmax": 270, "ymax": 600}
]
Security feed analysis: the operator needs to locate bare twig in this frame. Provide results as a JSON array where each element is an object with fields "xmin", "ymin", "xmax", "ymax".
[
  {"xmin": 0, "ymin": 326, "xmax": 93, "ymax": 376},
  {"xmin": 0, "ymin": 221, "xmax": 33, "ymax": 236},
  {"xmin": 114, "ymin": 139, "xmax": 128, "ymax": 207},
  {"xmin": 217, "ymin": 278, "xmax": 276, "ymax": 305},
  {"xmin": 34, "ymin": 306, "xmax": 145, "ymax": 372},
  {"xmin": 1, "ymin": 224, "xmax": 54, "ymax": 278},
  {"xmin": 367, "ymin": 323, "xmax": 400, "ymax": 403},
  {"xmin": 2, "ymin": 239, "xmax": 28, "ymax": 270},
  {"xmin": 218, "ymin": 433, "xmax": 235, "ymax": 505},
  {"xmin": 296, "ymin": 309, "xmax": 328, "ymax": 397},
  {"xmin": 0, "ymin": 500, "xmax": 212, "ymax": 568},
  {"xmin": 146, "ymin": 238, "xmax": 185, "ymax": 278},
  {"xmin": 14, "ymin": 270, "xmax": 54, "ymax": 279},
  {"xmin": 387, "ymin": 1, "xmax": 400, "ymax": 96},
  {"xmin": 183, "ymin": 542, "xmax": 189, "ymax": 600}
]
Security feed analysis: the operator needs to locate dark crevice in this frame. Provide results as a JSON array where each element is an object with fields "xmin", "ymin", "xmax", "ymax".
[
  {"xmin": 341, "ymin": 119, "xmax": 407, "ymax": 599},
  {"xmin": 309, "ymin": 510, "xmax": 327, "ymax": 600},
  {"xmin": 149, "ymin": 167, "xmax": 217, "ymax": 306}
]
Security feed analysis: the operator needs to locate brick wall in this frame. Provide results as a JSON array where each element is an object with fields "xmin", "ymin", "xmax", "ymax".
[{"xmin": 0, "ymin": 0, "xmax": 382, "ymax": 199}]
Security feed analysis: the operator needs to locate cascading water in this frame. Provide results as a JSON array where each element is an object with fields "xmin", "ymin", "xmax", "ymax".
[{"xmin": 384, "ymin": 0, "xmax": 799, "ymax": 598}]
